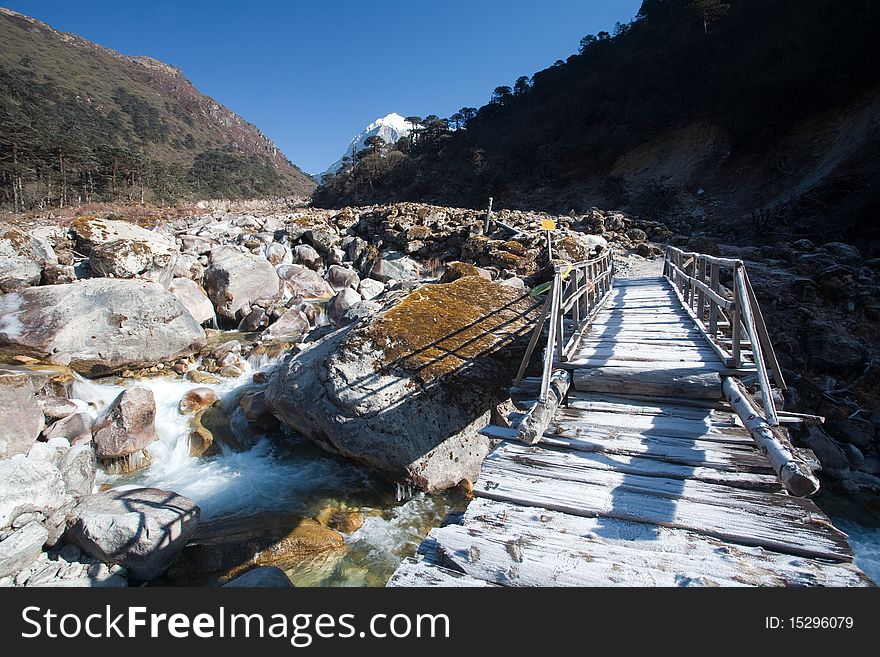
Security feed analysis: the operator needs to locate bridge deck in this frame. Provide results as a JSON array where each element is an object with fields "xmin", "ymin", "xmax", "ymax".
[{"xmin": 389, "ymin": 277, "xmax": 870, "ymax": 587}]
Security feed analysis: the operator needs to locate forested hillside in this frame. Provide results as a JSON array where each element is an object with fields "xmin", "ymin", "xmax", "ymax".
[{"xmin": 0, "ymin": 8, "xmax": 315, "ymax": 210}]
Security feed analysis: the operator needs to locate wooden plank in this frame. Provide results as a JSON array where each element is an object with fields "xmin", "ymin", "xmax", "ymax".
[
  {"xmin": 474, "ymin": 455, "xmax": 853, "ymax": 561},
  {"xmin": 545, "ymin": 418, "xmax": 756, "ymax": 447},
  {"xmin": 433, "ymin": 499, "xmax": 867, "ymax": 587},
  {"xmin": 553, "ymin": 408, "xmax": 736, "ymax": 437},
  {"xmin": 386, "ymin": 558, "xmax": 497, "ymax": 587},
  {"xmin": 571, "ymin": 347, "xmax": 720, "ymax": 364},
  {"xmin": 480, "ymin": 430, "xmax": 778, "ymax": 484},
  {"xmin": 573, "ymin": 366, "xmax": 723, "ymax": 398}
]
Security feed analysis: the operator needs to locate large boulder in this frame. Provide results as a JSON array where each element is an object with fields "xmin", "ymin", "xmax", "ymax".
[
  {"xmin": 65, "ymin": 488, "xmax": 200, "ymax": 581},
  {"xmin": 260, "ymin": 308, "xmax": 310, "ymax": 341},
  {"xmin": 169, "ymin": 278, "xmax": 216, "ymax": 325},
  {"xmin": 222, "ymin": 566, "xmax": 294, "ymax": 588},
  {"xmin": 327, "ymin": 288, "xmax": 362, "ymax": 326},
  {"xmin": 277, "ymin": 264, "xmax": 334, "ymax": 298},
  {"xmin": 92, "ymin": 387, "xmax": 159, "ymax": 461},
  {"xmin": 265, "ymin": 277, "xmax": 540, "ymax": 492},
  {"xmin": 0, "ymin": 521, "xmax": 48, "ymax": 578},
  {"xmin": 0, "ymin": 279, "xmax": 206, "ymax": 376},
  {"xmin": 0, "ymin": 457, "xmax": 70, "ymax": 540},
  {"xmin": 0, "ymin": 371, "xmax": 43, "ymax": 459},
  {"xmin": 89, "ymin": 238, "xmax": 179, "ymax": 288},
  {"xmin": 0, "ymin": 226, "xmax": 57, "ymax": 292},
  {"xmin": 70, "ymin": 217, "xmax": 168, "ymax": 255},
  {"xmin": 203, "ymin": 246, "xmax": 283, "ymax": 322},
  {"xmin": 369, "ymin": 253, "xmax": 422, "ymax": 283}
]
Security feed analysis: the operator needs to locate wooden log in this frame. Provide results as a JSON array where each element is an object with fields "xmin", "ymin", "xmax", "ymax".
[
  {"xmin": 517, "ymin": 369, "xmax": 570, "ymax": 445},
  {"xmin": 573, "ymin": 366, "xmax": 723, "ymax": 399},
  {"xmin": 722, "ymin": 377, "xmax": 819, "ymax": 497}
]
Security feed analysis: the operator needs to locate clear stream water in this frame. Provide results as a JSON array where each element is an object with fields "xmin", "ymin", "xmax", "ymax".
[
  {"xmin": 68, "ymin": 345, "xmax": 879, "ymax": 586},
  {"xmin": 73, "ymin": 350, "xmax": 463, "ymax": 587}
]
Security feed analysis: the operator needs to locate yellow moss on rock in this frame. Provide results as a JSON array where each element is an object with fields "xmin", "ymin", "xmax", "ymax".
[{"xmin": 367, "ymin": 276, "xmax": 539, "ymax": 383}]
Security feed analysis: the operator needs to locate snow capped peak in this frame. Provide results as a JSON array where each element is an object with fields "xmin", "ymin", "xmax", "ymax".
[{"xmin": 318, "ymin": 113, "xmax": 415, "ymax": 180}]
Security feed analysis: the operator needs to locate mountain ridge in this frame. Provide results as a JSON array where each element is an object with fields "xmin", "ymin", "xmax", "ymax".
[{"xmin": 0, "ymin": 8, "xmax": 315, "ymax": 208}]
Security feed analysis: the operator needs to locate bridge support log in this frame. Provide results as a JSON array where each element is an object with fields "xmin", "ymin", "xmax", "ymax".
[
  {"xmin": 722, "ymin": 377, "xmax": 820, "ymax": 498},
  {"xmin": 517, "ymin": 369, "xmax": 570, "ymax": 445}
]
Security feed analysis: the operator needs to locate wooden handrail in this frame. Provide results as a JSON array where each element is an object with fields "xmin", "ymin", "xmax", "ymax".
[{"xmin": 663, "ymin": 245, "xmax": 785, "ymax": 426}]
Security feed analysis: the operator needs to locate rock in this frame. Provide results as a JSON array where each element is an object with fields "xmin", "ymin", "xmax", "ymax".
[
  {"xmin": 265, "ymin": 243, "xmax": 291, "ymax": 266},
  {"xmin": 89, "ymin": 238, "xmax": 178, "ymax": 288},
  {"xmin": 219, "ymin": 365, "xmax": 242, "ymax": 378},
  {"xmin": 186, "ymin": 370, "xmax": 220, "ymax": 385},
  {"xmin": 169, "ymin": 278, "xmax": 216, "ymax": 325},
  {"xmin": 357, "ymin": 278, "xmax": 385, "ymax": 301},
  {"xmin": 222, "ymin": 565, "xmax": 294, "ymax": 587},
  {"xmin": 265, "ymin": 277, "xmax": 540, "ymax": 492},
  {"xmin": 178, "ymin": 388, "xmax": 218, "ymax": 415},
  {"xmin": 498, "ymin": 277, "xmax": 525, "ymax": 289},
  {"xmin": 172, "ymin": 253, "xmax": 204, "ymax": 281},
  {"xmin": 239, "ymin": 391, "xmax": 277, "ymax": 429},
  {"xmin": 27, "ymin": 442, "xmax": 61, "ymax": 467},
  {"xmin": 71, "ymin": 217, "xmax": 166, "ymax": 255},
  {"xmin": 815, "ymin": 265, "xmax": 858, "ymax": 300},
  {"xmin": 822, "ymin": 242, "xmax": 861, "ymax": 262},
  {"xmin": 440, "ymin": 261, "xmax": 482, "ymax": 283},
  {"xmin": 211, "ymin": 339, "xmax": 241, "ymax": 361},
  {"xmin": 203, "ymin": 246, "xmax": 283, "ymax": 322},
  {"xmin": 343, "ymin": 300, "xmax": 382, "ymax": 323},
  {"xmin": 344, "ymin": 236, "xmax": 367, "ymax": 263},
  {"xmin": 369, "ymin": 253, "xmax": 421, "ymax": 283},
  {"xmin": 327, "ymin": 264, "xmax": 360, "ymax": 290},
  {"xmin": 327, "ymin": 511, "xmax": 365, "ymax": 534},
  {"xmin": 180, "ymin": 235, "xmax": 214, "ymax": 255},
  {"xmin": 328, "ymin": 248, "xmax": 345, "ymax": 265},
  {"xmin": 0, "ymin": 371, "xmax": 42, "ymax": 459},
  {"xmin": 792, "ymin": 239, "xmax": 815, "ymax": 252},
  {"xmin": 802, "ymin": 426, "xmax": 851, "ymax": 479},
  {"xmin": 260, "ymin": 308, "xmax": 310, "ymax": 341},
  {"xmin": 277, "ymin": 264, "xmax": 334, "ymax": 298},
  {"xmin": 303, "ymin": 228, "xmax": 337, "ymax": 255},
  {"xmin": 292, "ymin": 244, "xmax": 323, "ymax": 270},
  {"xmin": 42, "ymin": 413, "xmax": 93, "ymax": 446},
  {"xmin": 0, "ymin": 522, "xmax": 48, "ymax": 578},
  {"xmin": 825, "ymin": 417, "xmax": 875, "ymax": 451},
  {"xmin": 42, "ymin": 264, "xmax": 76, "ymax": 285},
  {"xmin": 0, "ymin": 279, "xmax": 206, "ymax": 377},
  {"xmin": 36, "ymin": 395, "xmax": 79, "ymax": 422},
  {"xmin": 0, "ymin": 457, "xmax": 68, "ymax": 532},
  {"xmin": 59, "ymin": 444, "xmax": 96, "ymax": 499},
  {"xmin": 66, "ymin": 488, "xmax": 200, "ymax": 581},
  {"xmin": 237, "ymin": 308, "xmax": 269, "ymax": 332},
  {"xmin": 92, "ymin": 387, "xmax": 159, "ymax": 460},
  {"xmin": 0, "ymin": 226, "xmax": 57, "ymax": 292},
  {"xmin": 627, "ymin": 228, "xmax": 648, "ymax": 243},
  {"xmin": 327, "ymin": 288, "xmax": 362, "ymax": 326},
  {"xmin": 167, "ymin": 513, "xmax": 343, "ymax": 584}
]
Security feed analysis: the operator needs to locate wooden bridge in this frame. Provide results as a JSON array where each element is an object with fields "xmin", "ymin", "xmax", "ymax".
[{"xmin": 389, "ymin": 246, "xmax": 871, "ymax": 587}]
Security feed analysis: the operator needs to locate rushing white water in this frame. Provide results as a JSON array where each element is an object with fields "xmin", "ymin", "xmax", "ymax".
[{"xmin": 69, "ymin": 341, "xmax": 460, "ymax": 585}]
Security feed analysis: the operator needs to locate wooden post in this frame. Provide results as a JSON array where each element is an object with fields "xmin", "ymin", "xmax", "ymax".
[
  {"xmin": 517, "ymin": 369, "xmax": 570, "ymax": 445},
  {"xmin": 731, "ymin": 269, "xmax": 742, "ymax": 367},
  {"xmin": 696, "ymin": 257, "xmax": 706, "ymax": 322},
  {"xmin": 722, "ymin": 377, "xmax": 819, "ymax": 497},
  {"xmin": 708, "ymin": 262, "xmax": 720, "ymax": 336},
  {"xmin": 513, "ymin": 291, "xmax": 553, "ymax": 386},
  {"xmin": 483, "ymin": 197, "xmax": 493, "ymax": 234},
  {"xmin": 539, "ymin": 275, "xmax": 562, "ymax": 403}
]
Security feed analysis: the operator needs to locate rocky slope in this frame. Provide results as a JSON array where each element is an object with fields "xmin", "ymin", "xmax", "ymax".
[{"xmin": 0, "ymin": 8, "xmax": 315, "ymax": 208}]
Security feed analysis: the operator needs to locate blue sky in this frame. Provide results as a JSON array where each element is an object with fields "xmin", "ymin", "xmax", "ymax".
[{"xmin": 4, "ymin": 1, "xmax": 642, "ymax": 173}]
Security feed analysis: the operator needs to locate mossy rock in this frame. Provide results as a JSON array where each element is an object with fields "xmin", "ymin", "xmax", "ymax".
[
  {"xmin": 366, "ymin": 276, "xmax": 539, "ymax": 383},
  {"xmin": 440, "ymin": 261, "xmax": 481, "ymax": 283}
]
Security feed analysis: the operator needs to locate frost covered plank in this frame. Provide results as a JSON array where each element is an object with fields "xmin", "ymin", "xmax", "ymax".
[
  {"xmin": 386, "ymin": 558, "xmax": 496, "ymax": 587},
  {"xmin": 474, "ymin": 449, "xmax": 853, "ymax": 561},
  {"xmin": 481, "ymin": 431, "xmax": 778, "ymax": 489},
  {"xmin": 484, "ymin": 426, "xmax": 771, "ymax": 474},
  {"xmin": 429, "ymin": 499, "xmax": 868, "ymax": 587},
  {"xmin": 554, "ymin": 407, "xmax": 736, "ymax": 436}
]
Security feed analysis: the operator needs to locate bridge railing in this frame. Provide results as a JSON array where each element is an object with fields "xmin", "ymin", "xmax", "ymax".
[
  {"xmin": 663, "ymin": 245, "xmax": 785, "ymax": 425},
  {"xmin": 514, "ymin": 249, "xmax": 614, "ymax": 404}
]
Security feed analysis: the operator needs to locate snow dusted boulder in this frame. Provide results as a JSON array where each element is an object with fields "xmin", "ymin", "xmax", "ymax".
[
  {"xmin": 0, "ymin": 279, "xmax": 206, "ymax": 377},
  {"xmin": 265, "ymin": 277, "xmax": 540, "ymax": 493},
  {"xmin": 66, "ymin": 488, "xmax": 200, "ymax": 581},
  {"xmin": 203, "ymin": 246, "xmax": 284, "ymax": 322}
]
